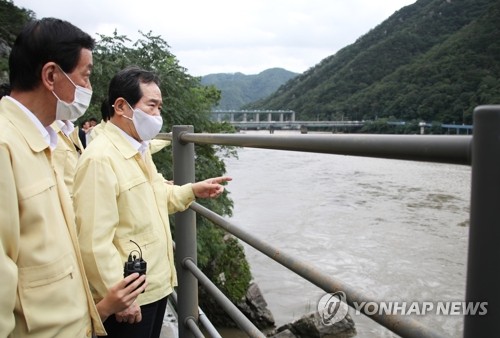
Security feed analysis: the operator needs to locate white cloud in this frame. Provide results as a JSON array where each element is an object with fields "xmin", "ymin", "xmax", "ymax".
[{"xmin": 13, "ymin": 0, "xmax": 416, "ymax": 76}]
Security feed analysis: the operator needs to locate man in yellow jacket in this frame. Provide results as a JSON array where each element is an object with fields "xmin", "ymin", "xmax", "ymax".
[
  {"xmin": 0, "ymin": 18, "xmax": 146, "ymax": 338},
  {"xmin": 73, "ymin": 66, "xmax": 231, "ymax": 338}
]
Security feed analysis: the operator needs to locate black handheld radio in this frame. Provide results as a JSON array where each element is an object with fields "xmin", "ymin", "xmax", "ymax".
[{"xmin": 123, "ymin": 240, "xmax": 147, "ymax": 292}]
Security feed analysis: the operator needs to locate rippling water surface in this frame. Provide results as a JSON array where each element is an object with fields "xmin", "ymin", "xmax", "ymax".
[{"xmin": 222, "ymin": 130, "xmax": 471, "ymax": 337}]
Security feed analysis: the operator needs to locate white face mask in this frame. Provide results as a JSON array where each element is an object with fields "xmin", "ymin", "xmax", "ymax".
[
  {"xmin": 52, "ymin": 66, "xmax": 92, "ymax": 121},
  {"xmin": 123, "ymin": 102, "xmax": 163, "ymax": 141}
]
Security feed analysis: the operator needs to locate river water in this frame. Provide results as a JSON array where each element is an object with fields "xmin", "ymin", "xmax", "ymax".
[{"xmin": 221, "ymin": 130, "xmax": 471, "ymax": 337}]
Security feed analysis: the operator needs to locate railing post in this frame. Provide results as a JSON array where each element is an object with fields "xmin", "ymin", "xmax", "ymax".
[
  {"xmin": 173, "ymin": 125, "xmax": 198, "ymax": 338},
  {"xmin": 464, "ymin": 105, "xmax": 500, "ymax": 337}
]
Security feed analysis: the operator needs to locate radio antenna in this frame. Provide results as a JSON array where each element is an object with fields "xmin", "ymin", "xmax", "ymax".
[{"xmin": 130, "ymin": 240, "xmax": 142, "ymax": 259}]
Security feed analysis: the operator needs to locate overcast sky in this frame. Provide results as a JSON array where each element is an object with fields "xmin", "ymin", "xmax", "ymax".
[{"xmin": 13, "ymin": 0, "xmax": 416, "ymax": 77}]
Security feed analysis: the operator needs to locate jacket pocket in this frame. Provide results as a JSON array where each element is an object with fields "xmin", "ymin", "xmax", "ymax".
[
  {"xmin": 17, "ymin": 253, "xmax": 88, "ymax": 333},
  {"xmin": 117, "ymin": 229, "xmax": 160, "ymax": 254},
  {"xmin": 120, "ymin": 175, "xmax": 148, "ymax": 193},
  {"xmin": 17, "ymin": 177, "xmax": 55, "ymax": 201}
]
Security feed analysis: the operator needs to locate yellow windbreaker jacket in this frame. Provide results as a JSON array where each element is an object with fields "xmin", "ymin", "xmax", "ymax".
[
  {"xmin": 73, "ymin": 122, "xmax": 195, "ymax": 306},
  {"xmin": 0, "ymin": 98, "xmax": 105, "ymax": 337}
]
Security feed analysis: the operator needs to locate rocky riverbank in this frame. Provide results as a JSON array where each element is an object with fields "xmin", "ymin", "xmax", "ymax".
[{"xmin": 161, "ymin": 282, "xmax": 356, "ymax": 338}]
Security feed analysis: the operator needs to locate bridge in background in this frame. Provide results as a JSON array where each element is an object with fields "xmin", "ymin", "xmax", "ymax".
[
  {"xmin": 211, "ymin": 110, "xmax": 363, "ymax": 132},
  {"xmin": 212, "ymin": 109, "xmax": 296, "ymax": 123},
  {"xmin": 211, "ymin": 110, "xmax": 473, "ymax": 134}
]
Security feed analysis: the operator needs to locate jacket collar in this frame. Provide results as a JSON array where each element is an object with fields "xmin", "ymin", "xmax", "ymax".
[
  {"xmin": 0, "ymin": 97, "xmax": 54, "ymax": 153},
  {"xmin": 103, "ymin": 121, "xmax": 141, "ymax": 159}
]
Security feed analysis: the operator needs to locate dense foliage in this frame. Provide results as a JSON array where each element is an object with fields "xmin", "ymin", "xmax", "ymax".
[
  {"xmin": 0, "ymin": 0, "xmax": 251, "ymax": 309},
  {"xmin": 246, "ymin": 0, "xmax": 500, "ymax": 126},
  {"xmin": 0, "ymin": 0, "xmax": 33, "ymax": 82},
  {"xmin": 201, "ymin": 68, "xmax": 298, "ymax": 110}
]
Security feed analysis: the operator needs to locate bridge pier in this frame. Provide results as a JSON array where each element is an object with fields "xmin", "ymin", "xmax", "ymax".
[{"xmin": 419, "ymin": 121, "xmax": 426, "ymax": 135}]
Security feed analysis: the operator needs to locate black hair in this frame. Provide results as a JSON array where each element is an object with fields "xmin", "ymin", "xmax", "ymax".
[
  {"xmin": 0, "ymin": 83, "xmax": 10, "ymax": 98},
  {"xmin": 107, "ymin": 66, "xmax": 160, "ymax": 118},
  {"xmin": 100, "ymin": 99, "xmax": 110, "ymax": 121},
  {"xmin": 9, "ymin": 17, "xmax": 95, "ymax": 91}
]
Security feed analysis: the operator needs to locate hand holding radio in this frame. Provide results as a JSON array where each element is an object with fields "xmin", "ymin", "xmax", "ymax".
[{"xmin": 96, "ymin": 273, "xmax": 147, "ymax": 321}]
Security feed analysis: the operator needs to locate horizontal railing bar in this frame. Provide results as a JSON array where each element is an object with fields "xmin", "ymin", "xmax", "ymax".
[
  {"xmin": 183, "ymin": 258, "xmax": 266, "ymax": 338},
  {"xmin": 190, "ymin": 202, "xmax": 448, "ymax": 338},
  {"xmin": 199, "ymin": 307, "xmax": 223, "ymax": 338},
  {"xmin": 170, "ymin": 290, "xmax": 221, "ymax": 338},
  {"xmin": 159, "ymin": 131, "xmax": 472, "ymax": 165},
  {"xmin": 154, "ymin": 132, "xmax": 172, "ymax": 141},
  {"xmin": 170, "ymin": 290, "xmax": 178, "ymax": 310},
  {"xmin": 185, "ymin": 316, "xmax": 205, "ymax": 338}
]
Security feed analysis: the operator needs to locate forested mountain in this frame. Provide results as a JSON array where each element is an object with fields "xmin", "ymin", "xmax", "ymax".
[
  {"xmin": 201, "ymin": 68, "xmax": 298, "ymax": 110},
  {"xmin": 245, "ymin": 0, "xmax": 500, "ymax": 125}
]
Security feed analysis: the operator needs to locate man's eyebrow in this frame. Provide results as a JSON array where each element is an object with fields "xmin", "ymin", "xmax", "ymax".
[{"xmin": 147, "ymin": 98, "xmax": 162, "ymax": 104}]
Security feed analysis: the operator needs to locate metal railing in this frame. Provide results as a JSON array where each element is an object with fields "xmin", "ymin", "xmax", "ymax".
[{"xmin": 161, "ymin": 105, "xmax": 500, "ymax": 338}]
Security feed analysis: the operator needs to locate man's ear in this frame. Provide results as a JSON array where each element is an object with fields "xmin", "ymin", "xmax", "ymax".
[
  {"xmin": 41, "ymin": 62, "xmax": 58, "ymax": 91},
  {"xmin": 113, "ymin": 97, "xmax": 127, "ymax": 116}
]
